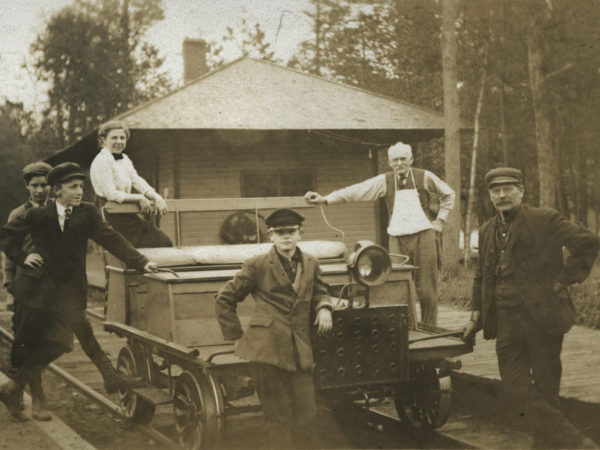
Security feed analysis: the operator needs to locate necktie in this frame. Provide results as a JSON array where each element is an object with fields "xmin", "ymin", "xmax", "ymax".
[
  {"xmin": 64, "ymin": 207, "xmax": 72, "ymax": 231},
  {"xmin": 397, "ymin": 175, "xmax": 408, "ymax": 188},
  {"xmin": 112, "ymin": 153, "xmax": 124, "ymax": 160}
]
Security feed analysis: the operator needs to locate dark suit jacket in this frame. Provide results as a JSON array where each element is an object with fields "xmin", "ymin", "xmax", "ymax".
[
  {"xmin": 215, "ymin": 246, "xmax": 333, "ymax": 372},
  {"xmin": 2, "ymin": 199, "xmax": 36, "ymax": 293},
  {"xmin": 472, "ymin": 204, "xmax": 599, "ymax": 338},
  {"xmin": 0, "ymin": 201, "xmax": 148, "ymax": 318}
]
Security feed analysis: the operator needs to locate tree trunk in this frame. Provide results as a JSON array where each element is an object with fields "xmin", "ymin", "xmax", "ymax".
[
  {"xmin": 499, "ymin": 85, "xmax": 509, "ymax": 165},
  {"xmin": 556, "ymin": 147, "xmax": 570, "ymax": 218},
  {"xmin": 498, "ymin": 0, "xmax": 509, "ymax": 166},
  {"xmin": 576, "ymin": 135, "xmax": 588, "ymax": 226},
  {"xmin": 527, "ymin": 7, "xmax": 557, "ymax": 208},
  {"xmin": 464, "ymin": 64, "xmax": 487, "ymax": 266},
  {"xmin": 314, "ymin": 0, "xmax": 322, "ymax": 75},
  {"xmin": 441, "ymin": 0, "xmax": 461, "ymax": 275}
]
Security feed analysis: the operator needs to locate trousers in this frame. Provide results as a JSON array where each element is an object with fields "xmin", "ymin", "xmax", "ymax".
[
  {"xmin": 105, "ymin": 212, "xmax": 172, "ymax": 248},
  {"xmin": 496, "ymin": 306, "xmax": 584, "ymax": 448},
  {"xmin": 13, "ymin": 339, "xmax": 65, "ymax": 401},
  {"xmin": 389, "ymin": 228, "xmax": 439, "ymax": 325},
  {"xmin": 252, "ymin": 363, "xmax": 317, "ymax": 449},
  {"xmin": 71, "ymin": 316, "xmax": 104, "ymax": 361}
]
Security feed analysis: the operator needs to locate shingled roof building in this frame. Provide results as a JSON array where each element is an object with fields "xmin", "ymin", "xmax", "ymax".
[{"xmin": 48, "ymin": 57, "xmax": 468, "ymax": 247}]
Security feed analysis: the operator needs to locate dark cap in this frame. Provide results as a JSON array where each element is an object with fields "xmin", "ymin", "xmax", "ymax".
[
  {"xmin": 22, "ymin": 162, "xmax": 52, "ymax": 182},
  {"xmin": 47, "ymin": 162, "xmax": 86, "ymax": 186},
  {"xmin": 485, "ymin": 167, "xmax": 523, "ymax": 188},
  {"xmin": 266, "ymin": 209, "xmax": 304, "ymax": 230}
]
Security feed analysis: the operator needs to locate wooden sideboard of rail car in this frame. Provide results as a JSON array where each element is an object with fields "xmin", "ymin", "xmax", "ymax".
[{"xmin": 101, "ymin": 197, "xmax": 472, "ymax": 449}]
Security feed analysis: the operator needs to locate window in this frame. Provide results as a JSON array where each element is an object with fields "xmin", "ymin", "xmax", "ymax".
[{"xmin": 241, "ymin": 169, "xmax": 314, "ymax": 198}]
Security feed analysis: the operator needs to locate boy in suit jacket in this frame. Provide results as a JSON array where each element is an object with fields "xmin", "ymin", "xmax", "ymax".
[
  {"xmin": 1, "ymin": 162, "xmax": 52, "ymax": 413},
  {"xmin": 0, "ymin": 162, "xmax": 156, "ymax": 421},
  {"xmin": 216, "ymin": 208, "xmax": 333, "ymax": 448}
]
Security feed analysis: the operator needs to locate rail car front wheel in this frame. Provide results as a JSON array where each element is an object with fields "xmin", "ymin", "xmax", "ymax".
[
  {"xmin": 394, "ymin": 365, "xmax": 452, "ymax": 431},
  {"xmin": 116, "ymin": 345, "xmax": 155, "ymax": 425},
  {"xmin": 173, "ymin": 371, "xmax": 224, "ymax": 450}
]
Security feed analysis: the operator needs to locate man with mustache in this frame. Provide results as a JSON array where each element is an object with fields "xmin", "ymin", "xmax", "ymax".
[
  {"xmin": 305, "ymin": 141, "xmax": 454, "ymax": 325},
  {"xmin": 463, "ymin": 167, "xmax": 599, "ymax": 448}
]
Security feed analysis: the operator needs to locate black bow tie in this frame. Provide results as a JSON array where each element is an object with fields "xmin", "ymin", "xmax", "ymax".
[{"xmin": 112, "ymin": 153, "xmax": 124, "ymax": 160}]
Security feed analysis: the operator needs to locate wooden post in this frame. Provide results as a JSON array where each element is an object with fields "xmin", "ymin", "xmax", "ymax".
[{"xmin": 441, "ymin": 0, "xmax": 461, "ymax": 275}]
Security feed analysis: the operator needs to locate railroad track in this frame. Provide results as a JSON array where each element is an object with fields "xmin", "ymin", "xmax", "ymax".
[
  {"xmin": 0, "ymin": 320, "xmax": 179, "ymax": 449},
  {"xmin": 0, "ymin": 310, "xmax": 477, "ymax": 449}
]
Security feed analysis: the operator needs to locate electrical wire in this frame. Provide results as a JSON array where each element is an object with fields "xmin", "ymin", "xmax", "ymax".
[
  {"xmin": 319, "ymin": 204, "xmax": 346, "ymax": 243},
  {"xmin": 388, "ymin": 253, "xmax": 410, "ymax": 266},
  {"xmin": 312, "ymin": 130, "xmax": 391, "ymax": 147}
]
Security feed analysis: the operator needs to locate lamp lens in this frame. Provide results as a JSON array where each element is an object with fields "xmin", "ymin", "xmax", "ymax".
[
  {"xmin": 358, "ymin": 257, "xmax": 373, "ymax": 277},
  {"xmin": 351, "ymin": 246, "xmax": 391, "ymax": 286}
]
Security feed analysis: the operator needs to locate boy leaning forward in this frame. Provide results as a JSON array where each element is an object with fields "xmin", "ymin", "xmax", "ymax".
[{"xmin": 215, "ymin": 208, "xmax": 333, "ymax": 448}]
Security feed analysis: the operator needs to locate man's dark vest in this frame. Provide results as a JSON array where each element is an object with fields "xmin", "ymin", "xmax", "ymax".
[{"xmin": 384, "ymin": 168, "xmax": 435, "ymax": 224}]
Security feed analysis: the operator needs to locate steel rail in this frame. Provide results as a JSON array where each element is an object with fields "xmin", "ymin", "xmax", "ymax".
[
  {"xmin": 367, "ymin": 407, "xmax": 479, "ymax": 449},
  {"xmin": 2, "ymin": 314, "xmax": 479, "ymax": 449},
  {"xmin": 0, "ymin": 324, "xmax": 180, "ymax": 450},
  {"xmin": 321, "ymin": 397, "xmax": 479, "ymax": 449}
]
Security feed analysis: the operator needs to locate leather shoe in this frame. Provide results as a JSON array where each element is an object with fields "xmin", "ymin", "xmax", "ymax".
[
  {"xmin": 32, "ymin": 397, "xmax": 52, "ymax": 421},
  {"xmin": 0, "ymin": 380, "xmax": 28, "ymax": 421}
]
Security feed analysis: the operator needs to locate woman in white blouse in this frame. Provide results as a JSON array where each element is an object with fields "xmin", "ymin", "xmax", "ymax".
[{"xmin": 90, "ymin": 121, "xmax": 172, "ymax": 248}]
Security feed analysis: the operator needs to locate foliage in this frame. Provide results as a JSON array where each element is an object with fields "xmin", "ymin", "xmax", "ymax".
[
  {"xmin": 290, "ymin": 0, "xmax": 600, "ymax": 230},
  {"xmin": 0, "ymin": 101, "xmax": 58, "ymax": 222},
  {"xmin": 30, "ymin": 0, "xmax": 172, "ymax": 147},
  {"xmin": 205, "ymin": 19, "xmax": 279, "ymax": 70},
  {"xmin": 441, "ymin": 262, "xmax": 600, "ymax": 330}
]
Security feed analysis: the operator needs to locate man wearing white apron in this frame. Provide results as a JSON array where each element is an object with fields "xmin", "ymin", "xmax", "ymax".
[{"xmin": 305, "ymin": 142, "xmax": 455, "ymax": 325}]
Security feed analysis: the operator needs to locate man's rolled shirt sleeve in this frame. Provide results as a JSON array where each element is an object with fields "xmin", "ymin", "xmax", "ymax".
[
  {"xmin": 128, "ymin": 162, "xmax": 156, "ymax": 198},
  {"xmin": 423, "ymin": 170, "xmax": 455, "ymax": 222},
  {"xmin": 324, "ymin": 174, "xmax": 387, "ymax": 205}
]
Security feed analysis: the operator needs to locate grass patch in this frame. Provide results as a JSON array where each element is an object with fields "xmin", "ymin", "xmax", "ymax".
[
  {"xmin": 439, "ymin": 264, "xmax": 474, "ymax": 310},
  {"xmin": 439, "ymin": 262, "xmax": 600, "ymax": 329},
  {"xmin": 570, "ymin": 263, "xmax": 600, "ymax": 329}
]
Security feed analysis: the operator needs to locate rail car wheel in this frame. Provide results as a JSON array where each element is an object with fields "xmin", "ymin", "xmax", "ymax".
[
  {"xmin": 116, "ymin": 345, "xmax": 155, "ymax": 425},
  {"xmin": 394, "ymin": 365, "xmax": 452, "ymax": 431},
  {"xmin": 173, "ymin": 371, "xmax": 224, "ymax": 450}
]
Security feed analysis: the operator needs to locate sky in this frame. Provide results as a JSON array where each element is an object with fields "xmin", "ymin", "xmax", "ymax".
[{"xmin": 0, "ymin": 0, "xmax": 314, "ymax": 113}]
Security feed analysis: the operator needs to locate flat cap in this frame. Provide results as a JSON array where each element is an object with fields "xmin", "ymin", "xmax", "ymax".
[
  {"xmin": 266, "ymin": 208, "xmax": 304, "ymax": 230},
  {"xmin": 22, "ymin": 162, "xmax": 52, "ymax": 181},
  {"xmin": 47, "ymin": 162, "xmax": 86, "ymax": 186},
  {"xmin": 485, "ymin": 167, "xmax": 523, "ymax": 188}
]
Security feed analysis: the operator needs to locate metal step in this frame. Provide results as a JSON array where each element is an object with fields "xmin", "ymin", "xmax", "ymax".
[{"xmin": 131, "ymin": 386, "xmax": 173, "ymax": 406}]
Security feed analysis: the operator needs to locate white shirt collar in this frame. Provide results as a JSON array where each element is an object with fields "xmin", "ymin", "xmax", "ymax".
[
  {"xmin": 101, "ymin": 147, "xmax": 127, "ymax": 161},
  {"xmin": 55, "ymin": 201, "xmax": 71, "ymax": 217}
]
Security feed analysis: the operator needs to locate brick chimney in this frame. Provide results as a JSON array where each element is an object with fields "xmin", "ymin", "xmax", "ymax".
[{"xmin": 183, "ymin": 38, "xmax": 207, "ymax": 84}]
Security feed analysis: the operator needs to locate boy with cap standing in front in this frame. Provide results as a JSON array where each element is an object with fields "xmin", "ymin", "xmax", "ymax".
[
  {"xmin": 0, "ymin": 162, "xmax": 157, "ymax": 421},
  {"xmin": 463, "ymin": 167, "xmax": 599, "ymax": 448},
  {"xmin": 216, "ymin": 208, "xmax": 333, "ymax": 448}
]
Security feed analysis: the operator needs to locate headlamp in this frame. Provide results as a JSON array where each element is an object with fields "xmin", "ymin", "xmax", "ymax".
[{"xmin": 346, "ymin": 241, "xmax": 391, "ymax": 286}]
